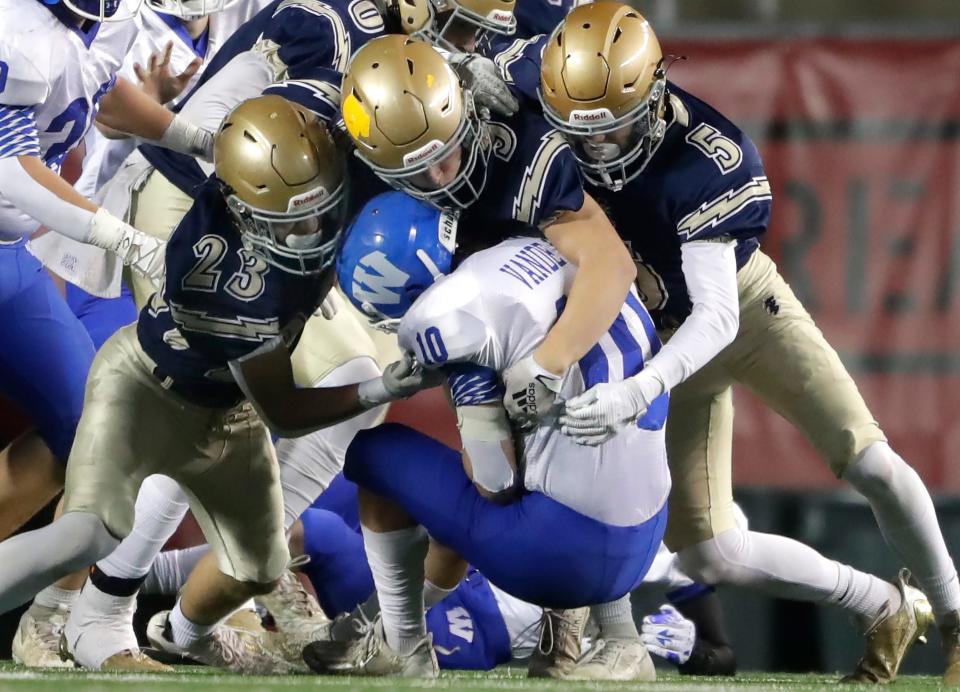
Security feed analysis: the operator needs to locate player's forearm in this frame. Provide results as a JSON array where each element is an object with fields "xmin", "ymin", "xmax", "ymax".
[
  {"xmin": 642, "ymin": 240, "xmax": 740, "ymax": 393},
  {"xmin": 0, "ymin": 156, "xmax": 97, "ymax": 240},
  {"xmin": 538, "ymin": 195, "xmax": 635, "ymax": 374},
  {"xmin": 97, "ymin": 77, "xmax": 213, "ymax": 159}
]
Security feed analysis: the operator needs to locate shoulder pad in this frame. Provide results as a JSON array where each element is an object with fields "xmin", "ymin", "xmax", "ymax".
[
  {"xmin": 0, "ymin": 43, "xmax": 51, "ymax": 106},
  {"xmin": 398, "ymin": 279, "xmax": 490, "ymax": 368}
]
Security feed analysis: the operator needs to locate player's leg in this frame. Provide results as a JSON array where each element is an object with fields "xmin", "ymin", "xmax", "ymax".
[
  {"xmin": 65, "ymin": 281, "xmax": 138, "ymax": 351},
  {"xmin": 147, "ymin": 404, "xmax": 302, "ymax": 674},
  {"xmin": 63, "ymin": 474, "xmax": 188, "ymax": 670},
  {"xmin": 727, "ymin": 250, "xmax": 948, "ymax": 681},
  {"xmin": 0, "ymin": 243, "xmax": 95, "ymax": 539}
]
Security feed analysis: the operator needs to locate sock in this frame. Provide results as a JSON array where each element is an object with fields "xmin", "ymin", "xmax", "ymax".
[
  {"xmin": 142, "ymin": 545, "xmax": 209, "ymax": 596},
  {"xmin": 423, "ymin": 579, "xmax": 455, "ymax": 609},
  {"xmin": 33, "ymin": 585, "xmax": 79, "ymax": 611},
  {"xmin": 169, "ymin": 599, "xmax": 216, "ymax": 648},
  {"xmin": 97, "ymin": 476, "xmax": 189, "ymax": 584},
  {"xmin": 592, "ymin": 595, "xmax": 639, "ymax": 640},
  {"xmin": 845, "ymin": 442, "xmax": 960, "ymax": 620},
  {"xmin": 678, "ymin": 527, "xmax": 900, "ymax": 623},
  {"xmin": 361, "ymin": 525, "xmax": 428, "ymax": 656}
]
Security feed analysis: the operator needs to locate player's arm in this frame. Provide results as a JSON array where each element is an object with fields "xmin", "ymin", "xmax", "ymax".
[
  {"xmin": 229, "ymin": 338, "xmax": 440, "ymax": 438},
  {"xmin": 458, "ymin": 403, "xmax": 521, "ymax": 505},
  {"xmin": 96, "ymin": 77, "xmax": 213, "ymax": 160},
  {"xmin": 0, "ymin": 107, "xmax": 165, "ymax": 282}
]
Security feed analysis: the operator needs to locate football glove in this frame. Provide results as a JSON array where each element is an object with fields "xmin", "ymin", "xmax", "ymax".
[
  {"xmin": 560, "ymin": 368, "xmax": 664, "ymax": 446},
  {"xmin": 641, "ymin": 604, "xmax": 696, "ymax": 666},
  {"xmin": 448, "ymin": 53, "xmax": 519, "ymax": 118},
  {"xmin": 357, "ymin": 351, "xmax": 443, "ymax": 408},
  {"xmin": 502, "ymin": 354, "xmax": 563, "ymax": 430}
]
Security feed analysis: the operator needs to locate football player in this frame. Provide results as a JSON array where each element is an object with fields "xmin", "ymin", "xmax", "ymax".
[
  {"xmin": 0, "ymin": 95, "xmax": 432, "ymax": 672},
  {"xmin": 30, "ymin": 0, "xmax": 272, "ymax": 351},
  {"xmin": 286, "ymin": 190, "xmax": 666, "ymax": 680},
  {"xmin": 503, "ymin": 2, "xmax": 957, "ymax": 684}
]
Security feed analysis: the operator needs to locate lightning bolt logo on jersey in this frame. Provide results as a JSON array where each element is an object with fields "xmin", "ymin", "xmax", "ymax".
[{"xmin": 137, "ymin": 179, "xmax": 326, "ymax": 407}]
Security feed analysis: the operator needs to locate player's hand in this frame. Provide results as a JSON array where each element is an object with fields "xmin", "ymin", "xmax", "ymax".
[
  {"xmin": 448, "ymin": 53, "xmax": 519, "ymax": 118},
  {"xmin": 88, "ymin": 209, "xmax": 166, "ymax": 288},
  {"xmin": 502, "ymin": 354, "xmax": 563, "ymax": 431},
  {"xmin": 134, "ymin": 42, "xmax": 202, "ymax": 105},
  {"xmin": 641, "ymin": 604, "xmax": 696, "ymax": 666},
  {"xmin": 383, "ymin": 351, "xmax": 445, "ymax": 398},
  {"xmin": 560, "ymin": 370, "xmax": 662, "ymax": 446}
]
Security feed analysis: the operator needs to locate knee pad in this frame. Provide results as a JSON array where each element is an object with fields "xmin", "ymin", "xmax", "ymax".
[
  {"xmin": 676, "ymin": 529, "xmax": 747, "ymax": 585},
  {"xmin": 844, "ymin": 441, "xmax": 905, "ymax": 501}
]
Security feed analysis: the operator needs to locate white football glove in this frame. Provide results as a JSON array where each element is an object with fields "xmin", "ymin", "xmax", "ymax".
[
  {"xmin": 559, "ymin": 368, "xmax": 664, "ymax": 446},
  {"xmin": 357, "ymin": 351, "xmax": 444, "ymax": 408},
  {"xmin": 448, "ymin": 52, "xmax": 519, "ymax": 117},
  {"xmin": 502, "ymin": 354, "xmax": 563, "ymax": 430},
  {"xmin": 88, "ymin": 208, "xmax": 166, "ymax": 289},
  {"xmin": 641, "ymin": 604, "xmax": 696, "ymax": 666}
]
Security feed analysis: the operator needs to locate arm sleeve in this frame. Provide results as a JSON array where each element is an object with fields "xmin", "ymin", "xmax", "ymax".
[
  {"xmin": 0, "ymin": 105, "xmax": 40, "ymax": 159},
  {"xmin": 642, "ymin": 239, "xmax": 740, "ymax": 393},
  {"xmin": 0, "ymin": 156, "xmax": 95, "ymax": 242},
  {"xmin": 176, "ymin": 50, "xmax": 276, "ymax": 133}
]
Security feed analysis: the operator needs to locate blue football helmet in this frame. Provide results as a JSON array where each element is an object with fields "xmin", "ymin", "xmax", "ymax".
[{"xmin": 337, "ymin": 191, "xmax": 458, "ymax": 331}]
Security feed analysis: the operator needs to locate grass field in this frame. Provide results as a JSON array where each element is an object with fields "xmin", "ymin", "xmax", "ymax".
[{"xmin": 0, "ymin": 663, "xmax": 946, "ymax": 691}]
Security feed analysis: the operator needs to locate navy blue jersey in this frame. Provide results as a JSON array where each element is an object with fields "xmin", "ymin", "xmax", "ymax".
[
  {"xmin": 137, "ymin": 179, "xmax": 326, "ymax": 407},
  {"xmin": 486, "ymin": 32, "xmax": 547, "ymax": 109},
  {"xmin": 589, "ymin": 84, "xmax": 771, "ymax": 328},
  {"xmin": 460, "ymin": 107, "xmax": 584, "ymax": 242},
  {"xmin": 141, "ymin": 0, "xmax": 383, "ymax": 195},
  {"xmin": 513, "ymin": 0, "xmax": 586, "ymax": 38}
]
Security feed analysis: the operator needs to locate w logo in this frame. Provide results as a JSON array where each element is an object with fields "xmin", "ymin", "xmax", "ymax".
[
  {"xmin": 446, "ymin": 606, "xmax": 475, "ymax": 643},
  {"xmin": 351, "ymin": 251, "xmax": 410, "ymax": 306}
]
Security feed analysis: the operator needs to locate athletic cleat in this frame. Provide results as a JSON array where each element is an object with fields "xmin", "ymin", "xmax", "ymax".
[
  {"xmin": 567, "ymin": 637, "xmax": 656, "ymax": 681},
  {"xmin": 679, "ymin": 640, "xmax": 738, "ymax": 676},
  {"xmin": 146, "ymin": 609, "xmax": 301, "ymax": 675},
  {"xmin": 62, "ymin": 581, "xmax": 169, "ymax": 671},
  {"xmin": 303, "ymin": 614, "xmax": 437, "ymax": 678},
  {"xmin": 940, "ymin": 610, "xmax": 960, "ymax": 686},
  {"xmin": 12, "ymin": 602, "xmax": 73, "ymax": 668},
  {"xmin": 527, "ymin": 607, "xmax": 589, "ymax": 679},
  {"xmin": 256, "ymin": 567, "xmax": 332, "ymax": 644},
  {"xmin": 842, "ymin": 569, "xmax": 934, "ymax": 684}
]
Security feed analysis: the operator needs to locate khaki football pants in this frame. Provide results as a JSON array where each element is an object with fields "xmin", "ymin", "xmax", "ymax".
[
  {"xmin": 63, "ymin": 325, "xmax": 289, "ymax": 583},
  {"xmin": 662, "ymin": 250, "xmax": 886, "ymax": 551}
]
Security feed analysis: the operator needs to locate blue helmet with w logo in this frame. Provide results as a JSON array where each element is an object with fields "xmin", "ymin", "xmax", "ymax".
[{"xmin": 337, "ymin": 192, "xmax": 458, "ymax": 331}]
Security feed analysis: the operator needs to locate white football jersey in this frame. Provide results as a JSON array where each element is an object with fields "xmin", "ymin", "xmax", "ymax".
[
  {"xmin": 75, "ymin": 0, "xmax": 270, "ymax": 198},
  {"xmin": 0, "ymin": 0, "xmax": 137, "ymax": 238},
  {"xmin": 398, "ymin": 237, "xmax": 671, "ymax": 527}
]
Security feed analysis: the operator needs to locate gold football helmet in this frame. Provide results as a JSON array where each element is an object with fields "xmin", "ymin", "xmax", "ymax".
[
  {"xmin": 214, "ymin": 95, "xmax": 347, "ymax": 275},
  {"xmin": 341, "ymin": 35, "xmax": 492, "ymax": 210},
  {"xmin": 540, "ymin": 1, "xmax": 667, "ymax": 190},
  {"xmin": 378, "ymin": 0, "xmax": 515, "ymax": 49}
]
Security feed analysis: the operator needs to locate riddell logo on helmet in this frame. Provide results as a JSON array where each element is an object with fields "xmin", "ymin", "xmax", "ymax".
[
  {"xmin": 403, "ymin": 139, "xmax": 445, "ymax": 168},
  {"xmin": 487, "ymin": 9, "xmax": 513, "ymax": 23},
  {"xmin": 286, "ymin": 187, "xmax": 328, "ymax": 212},
  {"xmin": 569, "ymin": 108, "xmax": 615, "ymax": 124}
]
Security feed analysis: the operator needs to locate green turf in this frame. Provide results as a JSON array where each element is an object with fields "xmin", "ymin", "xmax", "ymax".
[{"xmin": 0, "ymin": 662, "xmax": 945, "ymax": 691}]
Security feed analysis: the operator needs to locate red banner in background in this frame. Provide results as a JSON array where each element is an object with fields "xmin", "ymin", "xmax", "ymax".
[{"xmin": 663, "ymin": 39, "xmax": 960, "ymax": 490}]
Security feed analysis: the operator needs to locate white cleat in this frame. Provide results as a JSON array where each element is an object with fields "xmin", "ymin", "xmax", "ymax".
[
  {"xmin": 12, "ymin": 602, "xmax": 73, "ymax": 668},
  {"xmin": 146, "ymin": 609, "xmax": 302, "ymax": 675},
  {"xmin": 303, "ymin": 614, "xmax": 438, "ymax": 678},
  {"xmin": 256, "ymin": 567, "xmax": 332, "ymax": 644},
  {"xmin": 567, "ymin": 637, "xmax": 656, "ymax": 681},
  {"xmin": 61, "ymin": 581, "xmax": 170, "ymax": 672}
]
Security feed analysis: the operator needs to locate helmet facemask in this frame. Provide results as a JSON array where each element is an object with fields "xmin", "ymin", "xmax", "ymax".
[
  {"xmin": 225, "ymin": 178, "xmax": 348, "ymax": 277},
  {"xmin": 147, "ymin": 0, "xmax": 239, "ymax": 20},
  {"xmin": 359, "ymin": 92, "xmax": 492, "ymax": 211},
  {"xmin": 543, "ymin": 72, "xmax": 667, "ymax": 192},
  {"xmin": 415, "ymin": 0, "xmax": 516, "ymax": 52},
  {"xmin": 62, "ymin": 0, "xmax": 142, "ymax": 22}
]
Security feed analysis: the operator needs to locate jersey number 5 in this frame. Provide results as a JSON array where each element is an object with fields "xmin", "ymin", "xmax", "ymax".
[
  {"xmin": 182, "ymin": 234, "xmax": 270, "ymax": 301},
  {"xmin": 685, "ymin": 123, "xmax": 742, "ymax": 174}
]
